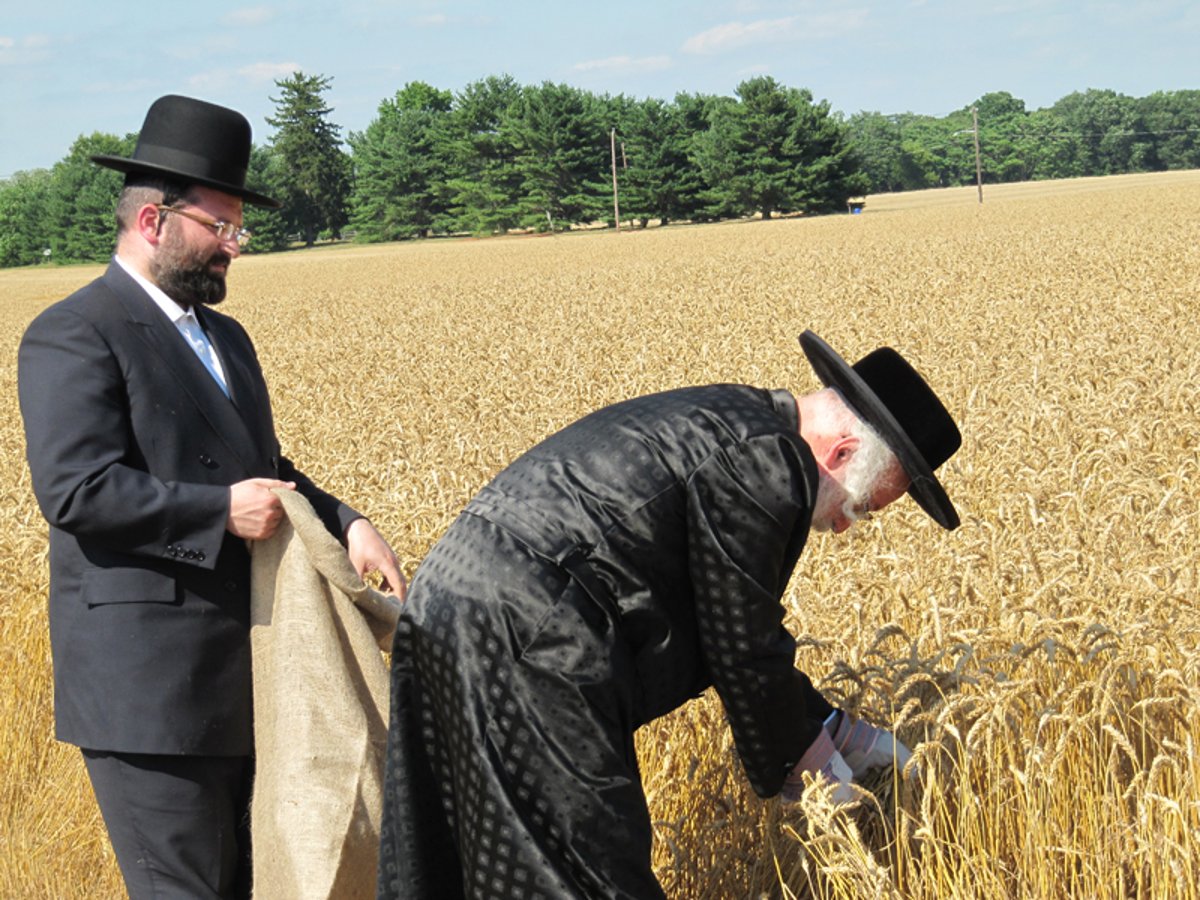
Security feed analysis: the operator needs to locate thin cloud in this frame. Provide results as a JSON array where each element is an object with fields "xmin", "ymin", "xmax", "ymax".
[
  {"xmin": 187, "ymin": 61, "xmax": 299, "ymax": 92},
  {"xmin": 405, "ymin": 12, "xmax": 495, "ymax": 27},
  {"xmin": 223, "ymin": 7, "xmax": 276, "ymax": 26},
  {"xmin": 682, "ymin": 11, "xmax": 868, "ymax": 54},
  {"xmin": 573, "ymin": 55, "xmax": 672, "ymax": 74},
  {"xmin": 239, "ymin": 61, "xmax": 302, "ymax": 80},
  {"xmin": 0, "ymin": 33, "xmax": 54, "ymax": 65}
]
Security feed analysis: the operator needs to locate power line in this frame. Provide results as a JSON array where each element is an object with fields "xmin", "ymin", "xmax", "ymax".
[{"xmin": 1012, "ymin": 127, "xmax": 1200, "ymax": 139}]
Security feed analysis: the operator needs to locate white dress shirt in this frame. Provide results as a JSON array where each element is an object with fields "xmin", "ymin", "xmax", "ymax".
[{"xmin": 115, "ymin": 255, "xmax": 229, "ymax": 395}]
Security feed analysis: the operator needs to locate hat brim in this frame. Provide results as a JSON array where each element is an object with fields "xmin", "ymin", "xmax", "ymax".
[
  {"xmin": 799, "ymin": 331, "xmax": 959, "ymax": 530},
  {"xmin": 92, "ymin": 155, "xmax": 282, "ymax": 209}
]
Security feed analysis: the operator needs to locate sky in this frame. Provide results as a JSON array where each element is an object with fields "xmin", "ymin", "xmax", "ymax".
[{"xmin": 2, "ymin": 0, "xmax": 1196, "ymax": 178}]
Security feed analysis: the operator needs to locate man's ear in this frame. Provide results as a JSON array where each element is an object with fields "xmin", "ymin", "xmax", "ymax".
[
  {"xmin": 135, "ymin": 203, "xmax": 163, "ymax": 245},
  {"xmin": 822, "ymin": 435, "xmax": 860, "ymax": 472}
]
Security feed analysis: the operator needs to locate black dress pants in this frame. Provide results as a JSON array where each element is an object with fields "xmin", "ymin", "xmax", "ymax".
[{"xmin": 81, "ymin": 750, "xmax": 253, "ymax": 900}]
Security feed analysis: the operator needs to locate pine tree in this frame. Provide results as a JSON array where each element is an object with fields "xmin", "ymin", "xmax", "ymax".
[
  {"xmin": 241, "ymin": 145, "xmax": 292, "ymax": 252},
  {"xmin": 445, "ymin": 75, "xmax": 524, "ymax": 235},
  {"xmin": 696, "ymin": 77, "xmax": 867, "ymax": 218},
  {"xmin": 43, "ymin": 132, "xmax": 132, "ymax": 263},
  {"xmin": 348, "ymin": 82, "xmax": 455, "ymax": 240},
  {"xmin": 266, "ymin": 72, "xmax": 352, "ymax": 245},
  {"xmin": 505, "ymin": 83, "xmax": 608, "ymax": 231},
  {"xmin": 616, "ymin": 96, "xmax": 711, "ymax": 227},
  {"xmin": 0, "ymin": 169, "xmax": 54, "ymax": 267}
]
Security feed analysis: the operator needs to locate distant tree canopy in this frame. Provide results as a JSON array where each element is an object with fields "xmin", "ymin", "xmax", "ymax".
[
  {"xmin": 845, "ymin": 88, "xmax": 1200, "ymax": 193},
  {"xmin": 3, "ymin": 80, "xmax": 1199, "ymax": 267}
]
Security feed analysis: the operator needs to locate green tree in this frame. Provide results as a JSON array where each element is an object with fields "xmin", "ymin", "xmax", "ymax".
[
  {"xmin": 614, "ymin": 96, "xmax": 709, "ymax": 227},
  {"xmin": 43, "ymin": 132, "xmax": 133, "ymax": 263},
  {"xmin": 1022, "ymin": 108, "xmax": 1084, "ymax": 181},
  {"xmin": 894, "ymin": 114, "xmax": 974, "ymax": 188},
  {"xmin": 971, "ymin": 92, "xmax": 1031, "ymax": 183},
  {"xmin": 504, "ymin": 82, "xmax": 608, "ymax": 231},
  {"xmin": 445, "ymin": 75, "xmax": 524, "ymax": 235},
  {"xmin": 348, "ymin": 81, "xmax": 455, "ymax": 240},
  {"xmin": 695, "ymin": 77, "xmax": 866, "ymax": 218},
  {"xmin": 673, "ymin": 92, "xmax": 729, "ymax": 221},
  {"xmin": 266, "ymin": 72, "xmax": 352, "ymax": 245},
  {"xmin": 1050, "ymin": 89, "xmax": 1138, "ymax": 175},
  {"xmin": 1136, "ymin": 90, "xmax": 1200, "ymax": 170},
  {"xmin": 687, "ymin": 93, "xmax": 744, "ymax": 220},
  {"xmin": 0, "ymin": 169, "xmax": 53, "ymax": 267},
  {"xmin": 241, "ymin": 145, "xmax": 292, "ymax": 253},
  {"xmin": 846, "ymin": 111, "xmax": 906, "ymax": 193}
]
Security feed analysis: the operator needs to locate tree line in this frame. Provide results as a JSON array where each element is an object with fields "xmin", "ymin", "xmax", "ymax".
[
  {"xmin": 2, "ymin": 73, "xmax": 1197, "ymax": 267},
  {"xmin": 848, "ymin": 88, "xmax": 1200, "ymax": 192}
]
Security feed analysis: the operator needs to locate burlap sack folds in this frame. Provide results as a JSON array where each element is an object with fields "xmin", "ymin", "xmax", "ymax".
[{"xmin": 250, "ymin": 488, "xmax": 401, "ymax": 900}]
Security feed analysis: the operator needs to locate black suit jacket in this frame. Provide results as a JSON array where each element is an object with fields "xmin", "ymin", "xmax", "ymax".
[{"xmin": 18, "ymin": 261, "xmax": 359, "ymax": 755}]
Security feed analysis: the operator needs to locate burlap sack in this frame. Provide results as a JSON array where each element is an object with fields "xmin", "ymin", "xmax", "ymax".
[{"xmin": 249, "ymin": 489, "xmax": 401, "ymax": 900}]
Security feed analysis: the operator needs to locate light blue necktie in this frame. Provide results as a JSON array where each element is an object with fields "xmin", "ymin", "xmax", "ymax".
[{"xmin": 177, "ymin": 313, "xmax": 230, "ymax": 397}]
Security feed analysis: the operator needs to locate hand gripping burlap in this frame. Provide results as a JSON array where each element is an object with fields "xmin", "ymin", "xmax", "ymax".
[{"xmin": 250, "ymin": 488, "xmax": 401, "ymax": 900}]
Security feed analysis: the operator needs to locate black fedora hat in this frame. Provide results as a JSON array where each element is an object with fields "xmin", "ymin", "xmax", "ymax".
[
  {"xmin": 92, "ymin": 94, "xmax": 280, "ymax": 208},
  {"xmin": 798, "ymin": 330, "xmax": 962, "ymax": 530}
]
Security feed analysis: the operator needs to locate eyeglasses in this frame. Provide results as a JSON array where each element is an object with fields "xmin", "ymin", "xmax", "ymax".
[{"xmin": 156, "ymin": 205, "xmax": 252, "ymax": 247}]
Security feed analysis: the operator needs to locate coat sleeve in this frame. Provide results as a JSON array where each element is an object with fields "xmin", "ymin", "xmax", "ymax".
[
  {"xmin": 685, "ymin": 432, "xmax": 825, "ymax": 798},
  {"xmin": 18, "ymin": 303, "xmax": 230, "ymax": 566},
  {"xmin": 278, "ymin": 454, "xmax": 362, "ymax": 543}
]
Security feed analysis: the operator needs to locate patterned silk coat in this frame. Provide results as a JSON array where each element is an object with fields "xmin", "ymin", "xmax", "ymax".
[{"xmin": 378, "ymin": 384, "xmax": 835, "ymax": 899}]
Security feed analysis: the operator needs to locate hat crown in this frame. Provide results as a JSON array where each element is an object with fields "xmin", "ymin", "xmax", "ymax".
[
  {"xmin": 91, "ymin": 94, "xmax": 280, "ymax": 208},
  {"xmin": 133, "ymin": 95, "xmax": 253, "ymax": 178},
  {"xmin": 851, "ymin": 348, "xmax": 961, "ymax": 471}
]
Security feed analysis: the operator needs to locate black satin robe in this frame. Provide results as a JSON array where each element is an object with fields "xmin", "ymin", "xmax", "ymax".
[{"xmin": 378, "ymin": 385, "xmax": 835, "ymax": 899}]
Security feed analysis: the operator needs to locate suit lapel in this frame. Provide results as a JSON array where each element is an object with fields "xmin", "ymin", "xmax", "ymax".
[
  {"xmin": 104, "ymin": 264, "xmax": 267, "ymax": 473},
  {"xmin": 197, "ymin": 306, "xmax": 279, "ymax": 457}
]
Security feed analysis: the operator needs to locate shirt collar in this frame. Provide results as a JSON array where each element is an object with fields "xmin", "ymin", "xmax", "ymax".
[{"xmin": 114, "ymin": 254, "xmax": 193, "ymax": 324}]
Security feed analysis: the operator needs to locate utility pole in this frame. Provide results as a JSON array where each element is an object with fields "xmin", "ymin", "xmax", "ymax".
[
  {"xmin": 972, "ymin": 106, "xmax": 983, "ymax": 204},
  {"xmin": 610, "ymin": 128, "xmax": 621, "ymax": 232}
]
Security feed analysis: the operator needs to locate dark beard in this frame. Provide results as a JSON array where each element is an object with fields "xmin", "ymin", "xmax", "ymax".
[
  {"xmin": 154, "ymin": 260, "xmax": 229, "ymax": 306},
  {"xmin": 150, "ymin": 226, "xmax": 231, "ymax": 306}
]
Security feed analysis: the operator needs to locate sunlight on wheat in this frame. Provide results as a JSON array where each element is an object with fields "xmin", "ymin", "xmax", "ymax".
[{"xmin": 2, "ymin": 172, "xmax": 1198, "ymax": 898}]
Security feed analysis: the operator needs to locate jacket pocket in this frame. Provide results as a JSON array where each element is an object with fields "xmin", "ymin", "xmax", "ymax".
[{"xmin": 81, "ymin": 566, "xmax": 181, "ymax": 606}]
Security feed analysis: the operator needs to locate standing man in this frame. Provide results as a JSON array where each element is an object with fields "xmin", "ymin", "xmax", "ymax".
[
  {"xmin": 17, "ymin": 94, "xmax": 403, "ymax": 900},
  {"xmin": 377, "ymin": 331, "xmax": 962, "ymax": 899}
]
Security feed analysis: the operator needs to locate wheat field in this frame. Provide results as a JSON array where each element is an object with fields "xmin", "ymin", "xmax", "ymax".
[{"xmin": 2, "ymin": 171, "xmax": 1198, "ymax": 898}]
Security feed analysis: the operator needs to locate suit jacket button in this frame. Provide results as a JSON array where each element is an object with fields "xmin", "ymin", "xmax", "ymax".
[
  {"xmin": 223, "ymin": 580, "xmax": 239, "ymax": 592},
  {"xmin": 198, "ymin": 453, "xmax": 217, "ymax": 468},
  {"xmin": 197, "ymin": 551, "xmax": 206, "ymax": 562}
]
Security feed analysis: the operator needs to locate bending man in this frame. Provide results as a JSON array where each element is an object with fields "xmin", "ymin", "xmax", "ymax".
[{"xmin": 377, "ymin": 331, "xmax": 961, "ymax": 899}]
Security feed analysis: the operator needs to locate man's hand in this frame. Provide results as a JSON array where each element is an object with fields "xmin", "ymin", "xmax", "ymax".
[
  {"xmin": 346, "ymin": 517, "xmax": 406, "ymax": 598},
  {"xmin": 828, "ymin": 712, "xmax": 913, "ymax": 778},
  {"xmin": 780, "ymin": 729, "xmax": 855, "ymax": 804},
  {"xmin": 227, "ymin": 478, "xmax": 296, "ymax": 540}
]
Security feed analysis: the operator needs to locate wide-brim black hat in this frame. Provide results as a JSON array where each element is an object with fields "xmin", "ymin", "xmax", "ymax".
[
  {"xmin": 799, "ymin": 330, "xmax": 962, "ymax": 530},
  {"xmin": 92, "ymin": 94, "xmax": 280, "ymax": 208}
]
